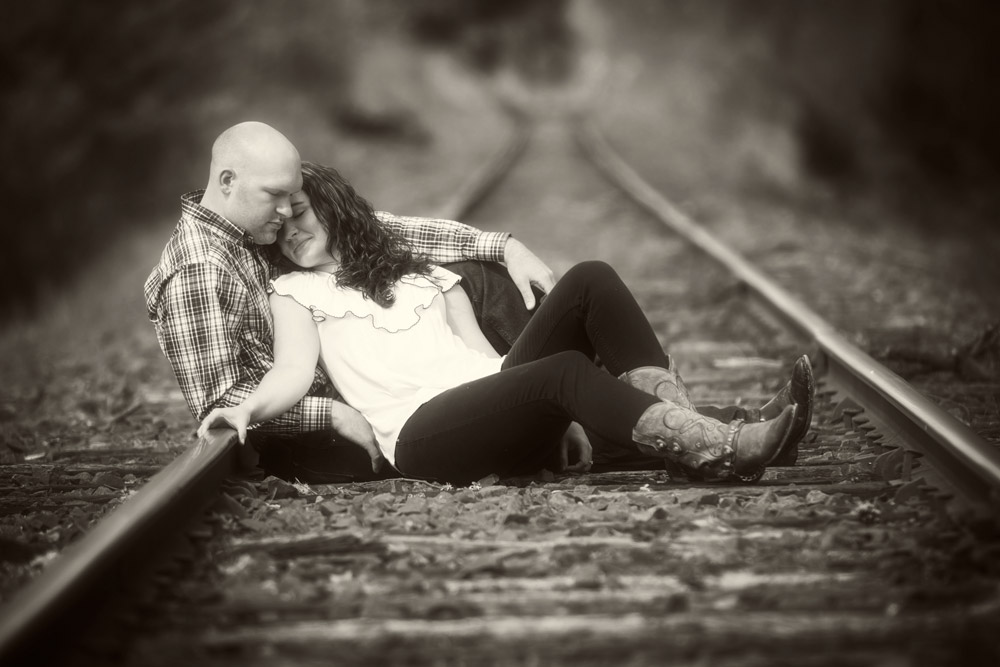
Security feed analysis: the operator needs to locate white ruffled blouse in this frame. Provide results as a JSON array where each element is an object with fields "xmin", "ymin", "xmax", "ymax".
[{"xmin": 270, "ymin": 266, "xmax": 505, "ymax": 465}]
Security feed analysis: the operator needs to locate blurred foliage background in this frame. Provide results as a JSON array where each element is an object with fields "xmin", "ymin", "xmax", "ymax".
[
  {"xmin": 1, "ymin": 0, "xmax": 998, "ymax": 321},
  {"xmin": 0, "ymin": 0, "xmax": 355, "ymax": 318}
]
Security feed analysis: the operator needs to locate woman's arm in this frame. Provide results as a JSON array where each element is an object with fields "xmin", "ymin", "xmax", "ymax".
[
  {"xmin": 198, "ymin": 292, "xmax": 320, "ymax": 442},
  {"xmin": 444, "ymin": 286, "xmax": 501, "ymax": 358},
  {"xmin": 241, "ymin": 292, "xmax": 321, "ymax": 422}
]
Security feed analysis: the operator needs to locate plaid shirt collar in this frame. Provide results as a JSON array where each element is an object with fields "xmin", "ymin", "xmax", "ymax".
[{"xmin": 180, "ymin": 190, "xmax": 257, "ymax": 248}]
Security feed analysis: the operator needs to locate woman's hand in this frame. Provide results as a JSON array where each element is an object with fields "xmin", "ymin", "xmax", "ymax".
[
  {"xmin": 330, "ymin": 401, "xmax": 385, "ymax": 473},
  {"xmin": 558, "ymin": 421, "xmax": 593, "ymax": 473},
  {"xmin": 198, "ymin": 405, "xmax": 253, "ymax": 444}
]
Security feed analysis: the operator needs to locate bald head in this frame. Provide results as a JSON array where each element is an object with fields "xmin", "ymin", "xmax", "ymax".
[
  {"xmin": 201, "ymin": 122, "xmax": 303, "ymax": 245},
  {"xmin": 209, "ymin": 121, "xmax": 299, "ymax": 179}
]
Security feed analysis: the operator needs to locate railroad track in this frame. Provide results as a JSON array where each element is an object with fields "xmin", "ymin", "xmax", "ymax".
[{"xmin": 2, "ymin": 109, "xmax": 999, "ymax": 665}]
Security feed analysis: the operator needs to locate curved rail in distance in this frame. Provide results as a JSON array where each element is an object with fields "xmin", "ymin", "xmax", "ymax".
[
  {"xmin": 575, "ymin": 117, "xmax": 1000, "ymax": 512},
  {"xmin": 435, "ymin": 116, "xmax": 532, "ymax": 222},
  {"xmin": 0, "ymin": 116, "xmax": 532, "ymax": 664}
]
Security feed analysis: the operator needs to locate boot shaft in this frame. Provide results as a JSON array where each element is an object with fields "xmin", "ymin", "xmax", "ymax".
[{"xmin": 618, "ymin": 362, "xmax": 693, "ymax": 409}]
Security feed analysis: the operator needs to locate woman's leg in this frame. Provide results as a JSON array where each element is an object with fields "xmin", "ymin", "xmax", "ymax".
[
  {"xmin": 395, "ymin": 351, "xmax": 660, "ymax": 485},
  {"xmin": 503, "ymin": 261, "xmax": 669, "ymax": 375},
  {"xmin": 395, "ymin": 348, "xmax": 795, "ymax": 485},
  {"xmin": 449, "ymin": 259, "xmax": 805, "ymax": 449},
  {"xmin": 495, "ymin": 260, "xmax": 675, "ymax": 470},
  {"xmin": 397, "ymin": 261, "xmax": 798, "ymax": 483}
]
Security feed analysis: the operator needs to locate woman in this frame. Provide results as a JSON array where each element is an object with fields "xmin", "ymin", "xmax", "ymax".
[{"xmin": 199, "ymin": 162, "xmax": 802, "ymax": 485}]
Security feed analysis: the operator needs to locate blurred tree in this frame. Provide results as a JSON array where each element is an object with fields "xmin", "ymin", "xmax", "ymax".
[
  {"xmin": 0, "ymin": 1, "xmax": 231, "ymax": 317},
  {"xmin": 373, "ymin": 0, "xmax": 576, "ymax": 83},
  {"xmin": 724, "ymin": 0, "xmax": 1000, "ymax": 217},
  {"xmin": 879, "ymin": 0, "xmax": 1000, "ymax": 191},
  {"xmin": 0, "ymin": 1, "xmax": 355, "ymax": 320}
]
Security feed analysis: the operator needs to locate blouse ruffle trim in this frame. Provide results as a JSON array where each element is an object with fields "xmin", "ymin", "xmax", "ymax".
[{"xmin": 270, "ymin": 267, "xmax": 459, "ymax": 333}]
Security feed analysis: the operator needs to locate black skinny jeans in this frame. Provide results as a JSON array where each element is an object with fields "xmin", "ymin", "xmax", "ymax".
[{"xmin": 394, "ymin": 261, "xmax": 665, "ymax": 485}]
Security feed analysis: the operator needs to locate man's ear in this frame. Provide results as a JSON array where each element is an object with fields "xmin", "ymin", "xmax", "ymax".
[{"xmin": 219, "ymin": 169, "xmax": 236, "ymax": 195}]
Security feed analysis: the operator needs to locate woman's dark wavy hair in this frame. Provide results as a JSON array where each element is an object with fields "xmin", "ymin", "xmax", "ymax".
[{"xmin": 273, "ymin": 161, "xmax": 432, "ymax": 307}]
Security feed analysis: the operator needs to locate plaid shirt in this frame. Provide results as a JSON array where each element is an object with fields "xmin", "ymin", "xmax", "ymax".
[{"xmin": 144, "ymin": 190, "xmax": 509, "ymax": 433}]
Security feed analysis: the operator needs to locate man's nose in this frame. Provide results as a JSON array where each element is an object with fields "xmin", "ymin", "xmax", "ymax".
[{"xmin": 275, "ymin": 197, "xmax": 293, "ymax": 218}]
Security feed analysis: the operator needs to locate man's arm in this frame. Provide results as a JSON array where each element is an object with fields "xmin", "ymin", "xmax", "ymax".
[
  {"xmin": 502, "ymin": 237, "xmax": 555, "ymax": 310},
  {"xmin": 376, "ymin": 211, "xmax": 508, "ymax": 264},
  {"xmin": 378, "ymin": 212, "xmax": 556, "ymax": 308},
  {"xmin": 154, "ymin": 263, "xmax": 333, "ymax": 433}
]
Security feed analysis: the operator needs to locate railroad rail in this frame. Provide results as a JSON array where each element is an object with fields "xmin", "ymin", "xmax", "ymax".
[
  {"xmin": 1, "ymin": 109, "xmax": 998, "ymax": 664},
  {"xmin": 574, "ymin": 118, "xmax": 1000, "ymax": 512}
]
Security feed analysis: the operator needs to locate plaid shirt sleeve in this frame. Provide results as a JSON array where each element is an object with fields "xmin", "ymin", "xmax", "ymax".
[
  {"xmin": 155, "ymin": 263, "xmax": 333, "ymax": 433},
  {"xmin": 218, "ymin": 381, "xmax": 334, "ymax": 435},
  {"xmin": 376, "ymin": 212, "xmax": 509, "ymax": 263}
]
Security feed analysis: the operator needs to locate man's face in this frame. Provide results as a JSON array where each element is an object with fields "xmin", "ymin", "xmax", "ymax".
[{"xmin": 225, "ymin": 160, "xmax": 303, "ymax": 245}]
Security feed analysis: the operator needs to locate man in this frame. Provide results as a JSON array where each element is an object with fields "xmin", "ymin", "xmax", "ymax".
[{"xmin": 144, "ymin": 121, "xmax": 556, "ymax": 481}]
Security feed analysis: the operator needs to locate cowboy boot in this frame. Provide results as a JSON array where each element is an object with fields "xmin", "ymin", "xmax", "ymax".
[
  {"xmin": 618, "ymin": 359, "xmax": 808, "ymax": 479},
  {"xmin": 757, "ymin": 355, "xmax": 814, "ymax": 466},
  {"xmin": 618, "ymin": 361, "xmax": 762, "ymax": 481},
  {"xmin": 617, "ymin": 356, "xmax": 693, "ymax": 409},
  {"xmin": 618, "ymin": 361, "xmax": 774, "ymax": 481},
  {"xmin": 618, "ymin": 359, "xmax": 786, "ymax": 424},
  {"xmin": 617, "ymin": 359, "xmax": 694, "ymax": 478},
  {"xmin": 715, "ymin": 355, "xmax": 814, "ymax": 467},
  {"xmin": 632, "ymin": 401, "xmax": 797, "ymax": 482}
]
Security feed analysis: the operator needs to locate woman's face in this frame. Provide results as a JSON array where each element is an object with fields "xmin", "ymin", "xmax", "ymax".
[{"xmin": 278, "ymin": 190, "xmax": 338, "ymax": 269}]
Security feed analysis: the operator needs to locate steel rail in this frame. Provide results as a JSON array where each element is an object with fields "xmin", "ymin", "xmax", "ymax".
[
  {"xmin": 0, "ymin": 429, "xmax": 240, "ymax": 663},
  {"xmin": 575, "ymin": 118, "xmax": 1000, "ymax": 511},
  {"xmin": 0, "ymin": 116, "xmax": 533, "ymax": 664}
]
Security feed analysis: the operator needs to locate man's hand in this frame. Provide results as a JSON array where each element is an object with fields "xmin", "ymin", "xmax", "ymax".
[
  {"xmin": 198, "ymin": 405, "xmax": 253, "ymax": 444},
  {"xmin": 504, "ymin": 237, "xmax": 556, "ymax": 310},
  {"xmin": 330, "ymin": 401, "xmax": 384, "ymax": 473},
  {"xmin": 558, "ymin": 422, "xmax": 593, "ymax": 473}
]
